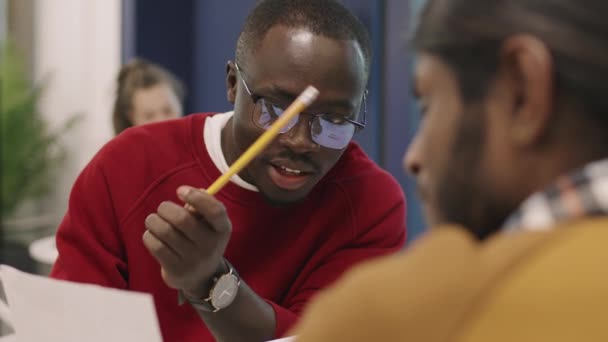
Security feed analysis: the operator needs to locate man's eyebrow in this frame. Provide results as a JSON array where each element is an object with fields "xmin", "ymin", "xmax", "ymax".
[
  {"xmin": 261, "ymin": 85, "xmax": 298, "ymax": 102},
  {"xmin": 260, "ymin": 85, "xmax": 356, "ymax": 110}
]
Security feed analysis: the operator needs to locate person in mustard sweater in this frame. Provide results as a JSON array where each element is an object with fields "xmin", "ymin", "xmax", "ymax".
[{"xmin": 292, "ymin": 0, "xmax": 608, "ymax": 340}]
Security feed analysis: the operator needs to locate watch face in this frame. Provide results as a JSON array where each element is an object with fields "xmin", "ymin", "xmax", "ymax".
[{"xmin": 210, "ymin": 274, "xmax": 239, "ymax": 310}]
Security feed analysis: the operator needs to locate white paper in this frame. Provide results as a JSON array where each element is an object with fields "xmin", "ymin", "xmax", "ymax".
[
  {"xmin": 0, "ymin": 334, "xmax": 16, "ymax": 342},
  {"xmin": 0, "ymin": 265, "xmax": 163, "ymax": 342},
  {"xmin": 267, "ymin": 337, "xmax": 296, "ymax": 342}
]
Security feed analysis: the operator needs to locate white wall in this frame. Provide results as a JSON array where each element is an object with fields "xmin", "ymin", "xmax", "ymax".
[
  {"xmin": 32, "ymin": 0, "xmax": 120, "ymax": 222},
  {"xmin": 0, "ymin": 0, "xmax": 6, "ymax": 42}
]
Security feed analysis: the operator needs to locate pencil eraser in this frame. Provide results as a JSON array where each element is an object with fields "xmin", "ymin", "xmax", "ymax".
[{"xmin": 298, "ymin": 86, "xmax": 320, "ymax": 106}]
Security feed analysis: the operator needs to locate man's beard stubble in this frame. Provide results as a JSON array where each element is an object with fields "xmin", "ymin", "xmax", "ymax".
[{"xmin": 434, "ymin": 105, "xmax": 515, "ymax": 239}]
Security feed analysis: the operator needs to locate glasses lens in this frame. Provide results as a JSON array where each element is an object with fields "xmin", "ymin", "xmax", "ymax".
[
  {"xmin": 311, "ymin": 117, "xmax": 356, "ymax": 149},
  {"xmin": 253, "ymin": 98, "xmax": 298, "ymax": 133},
  {"xmin": 252, "ymin": 98, "xmax": 358, "ymax": 149}
]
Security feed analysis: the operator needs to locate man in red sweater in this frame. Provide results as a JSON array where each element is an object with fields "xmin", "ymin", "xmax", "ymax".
[{"xmin": 51, "ymin": 1, "xmax": 406, "ymax": 341}]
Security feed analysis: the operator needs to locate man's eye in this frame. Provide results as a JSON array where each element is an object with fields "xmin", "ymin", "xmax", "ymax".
[
  {"xmin": 322, "ymin": 114, "xmax": 348, "ymax": 125},
  {"xmin": 270, "ymin": 104, "xmax": 285, "ymax": 117},
  {"xmin": 262, "ymin": 99, "xmax": 285, "ymax": 118}
]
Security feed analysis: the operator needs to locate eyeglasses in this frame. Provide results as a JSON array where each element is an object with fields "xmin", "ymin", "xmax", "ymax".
[{"xmin": 235, "ymin": 63, "xmax": 367, "ymax": 150}]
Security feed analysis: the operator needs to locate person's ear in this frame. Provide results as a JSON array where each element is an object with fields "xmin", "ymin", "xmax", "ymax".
[
  {"xmin": 226, "ymin": 61, "xmax": 237, "ymax": 104},
  {"xmin": 500, "ymin": 35, "xmax": 555, "ymax": 147}
]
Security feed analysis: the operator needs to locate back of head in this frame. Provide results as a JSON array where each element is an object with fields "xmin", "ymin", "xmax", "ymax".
[
  {"xmin": 112, "ymin": 58, "xmax": 185, "ymax": 135},
  {"xmin": 413, "ymin": 0, "xmax": 608, "ymax": 139},
  {"xmin": 236, "ymin": 0, "xmax": 372, "ymax": 76}
]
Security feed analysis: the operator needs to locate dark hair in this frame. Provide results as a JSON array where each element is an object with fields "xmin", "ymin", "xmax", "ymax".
[
  {"xmin": 412, "ymin": 0, "xmax": 608, "ymax": 126},
  {"xmin": 236, "ymin": 0, "xmax": 371, "ymax": 75},
  {"xmin": 112, "ymin": 58, "xmax": 185, "ymax": 135}
]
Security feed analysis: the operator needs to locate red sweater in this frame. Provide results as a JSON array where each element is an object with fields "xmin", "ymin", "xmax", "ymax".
[{"xmin": 51, "ymin": 113, "xmax": 406, "ymax": 342}]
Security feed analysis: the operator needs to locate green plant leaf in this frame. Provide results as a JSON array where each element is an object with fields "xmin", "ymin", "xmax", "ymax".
[{"xmin": 1, "ymin": 41, "xmax": 79, "ymax": 219}]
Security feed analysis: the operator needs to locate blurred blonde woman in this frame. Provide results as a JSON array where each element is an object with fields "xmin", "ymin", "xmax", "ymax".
[{"xmin": 112, "ymin": 58, "xmax": 185, "ymax": 135}]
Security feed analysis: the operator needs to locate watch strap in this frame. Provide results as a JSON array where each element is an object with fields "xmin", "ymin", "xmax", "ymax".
[{"xmin": 177, "ymin": 259, "xmax": 239, "ymax": 312}]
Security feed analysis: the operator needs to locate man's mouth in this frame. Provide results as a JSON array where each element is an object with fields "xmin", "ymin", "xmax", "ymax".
[
  {"xmin": 267, "ymin": 163, "xmax": 315, "ymax": 191},
  {"xmin": 277, "ymin": 165, "xmax": 304, "ymax": 175}
]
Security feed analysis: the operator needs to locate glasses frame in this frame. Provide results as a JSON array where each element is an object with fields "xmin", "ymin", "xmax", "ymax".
[{"xmin": 234, "ymin": 63, "xmax": 367, "ymax": 131}]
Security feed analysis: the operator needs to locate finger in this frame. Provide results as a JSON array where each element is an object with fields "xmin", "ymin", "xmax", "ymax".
[
  {"xmin": 145, "ymin": 212, "xmax": 193, "ymax": 258},
  {"xmin": 184, "ymin": 203, "xmax": 197, "ymax": 214},
  {"xmin": 160, "ymin": 268, "xmax": 181, "ymax": 290},
  {"xmin": 160, "ymin": 268, "xmax": 173, "ymax": 287},
  {"xmin": 177, "ymin": 186, "xmax": 232, "ymax": 234},
  {"xmin": 156, "ymin": 201, "xmax": 209, "ymax": 246},
  {"xmin": 142, "ymin": 229, "xmax": 182, "ymax": 271}
]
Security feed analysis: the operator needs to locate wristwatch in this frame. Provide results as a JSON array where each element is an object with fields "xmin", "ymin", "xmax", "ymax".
[{"xmin": 178, "ymin": 259, "xmax": 241, "ymax": 313}]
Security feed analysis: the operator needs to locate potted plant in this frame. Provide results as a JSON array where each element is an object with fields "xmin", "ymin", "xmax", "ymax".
[{"xmin": 0, "ymin": 41, "xmax": 77, "ymax": 272}]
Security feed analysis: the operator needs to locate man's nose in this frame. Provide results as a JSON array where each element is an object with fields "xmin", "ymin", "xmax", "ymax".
[
  {"xmin": 278, "ymin": 115, "xmax": 320, "ymax": 153},
  {"xmin": 404, "ymin": 134, "xmax": 422, "ymax": 176}
]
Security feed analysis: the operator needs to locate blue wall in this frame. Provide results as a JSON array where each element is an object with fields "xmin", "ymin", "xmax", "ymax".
[{"xmin": 127, "ymin": 0, "xmax": 427, "ymax": 243}]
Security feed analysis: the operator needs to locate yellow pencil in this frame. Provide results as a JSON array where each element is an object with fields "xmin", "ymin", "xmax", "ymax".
[{"xmin": 206, "ymin": 85, "xmax": 319, "ymax": 196}]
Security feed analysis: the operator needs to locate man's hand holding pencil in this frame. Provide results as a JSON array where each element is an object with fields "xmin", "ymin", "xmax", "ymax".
[{"xmin": 142, "ymin": 86, "xmax": 319, "ymax": 299}]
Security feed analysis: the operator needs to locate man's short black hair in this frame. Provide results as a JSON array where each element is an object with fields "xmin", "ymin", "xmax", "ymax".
[{"xmin": 236, "ymin": 0, "xmax": 372, "ymax": 75}]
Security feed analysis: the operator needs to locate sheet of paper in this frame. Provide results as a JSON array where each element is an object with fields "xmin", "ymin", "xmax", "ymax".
[
  {"xmin": 0, "ymin": 265, "xmax": 163, "ymax": 342},
  {"xmin": 0, "ymin": 334, "xmax": 16, "ymax": 342},
  {"xmin": 267, "ymin": 337, "xmax": 296, "ymax": 342}
]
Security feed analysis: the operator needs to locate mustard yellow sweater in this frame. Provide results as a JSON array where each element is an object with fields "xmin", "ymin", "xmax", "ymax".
[{"xmin": 292, "ymin": 219, "xmax": 608, "ymax": 341}]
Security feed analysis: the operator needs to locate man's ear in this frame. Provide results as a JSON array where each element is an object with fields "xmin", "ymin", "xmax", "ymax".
[
  {"xmin": 501, "ymin": 35, "xmax": 555, "ymax": 147},
  {"xmin": 226, "ymin": 61, "xmax": 237, "ymax": 104}
]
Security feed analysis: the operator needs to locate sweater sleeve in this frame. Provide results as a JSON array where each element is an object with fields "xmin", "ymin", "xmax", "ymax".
[
  {"xmin": 50, "ymin": 159, "xmax": 128, "ymax": 288},
  {"xmin": 271, "ymin": 183, "xmax": 407, "ymax": 338}
]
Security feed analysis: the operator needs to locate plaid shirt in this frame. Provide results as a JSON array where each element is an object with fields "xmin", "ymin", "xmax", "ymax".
[{"xmin": 503, "ymin": 158, "xmax": 608, "ymax": 231}]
